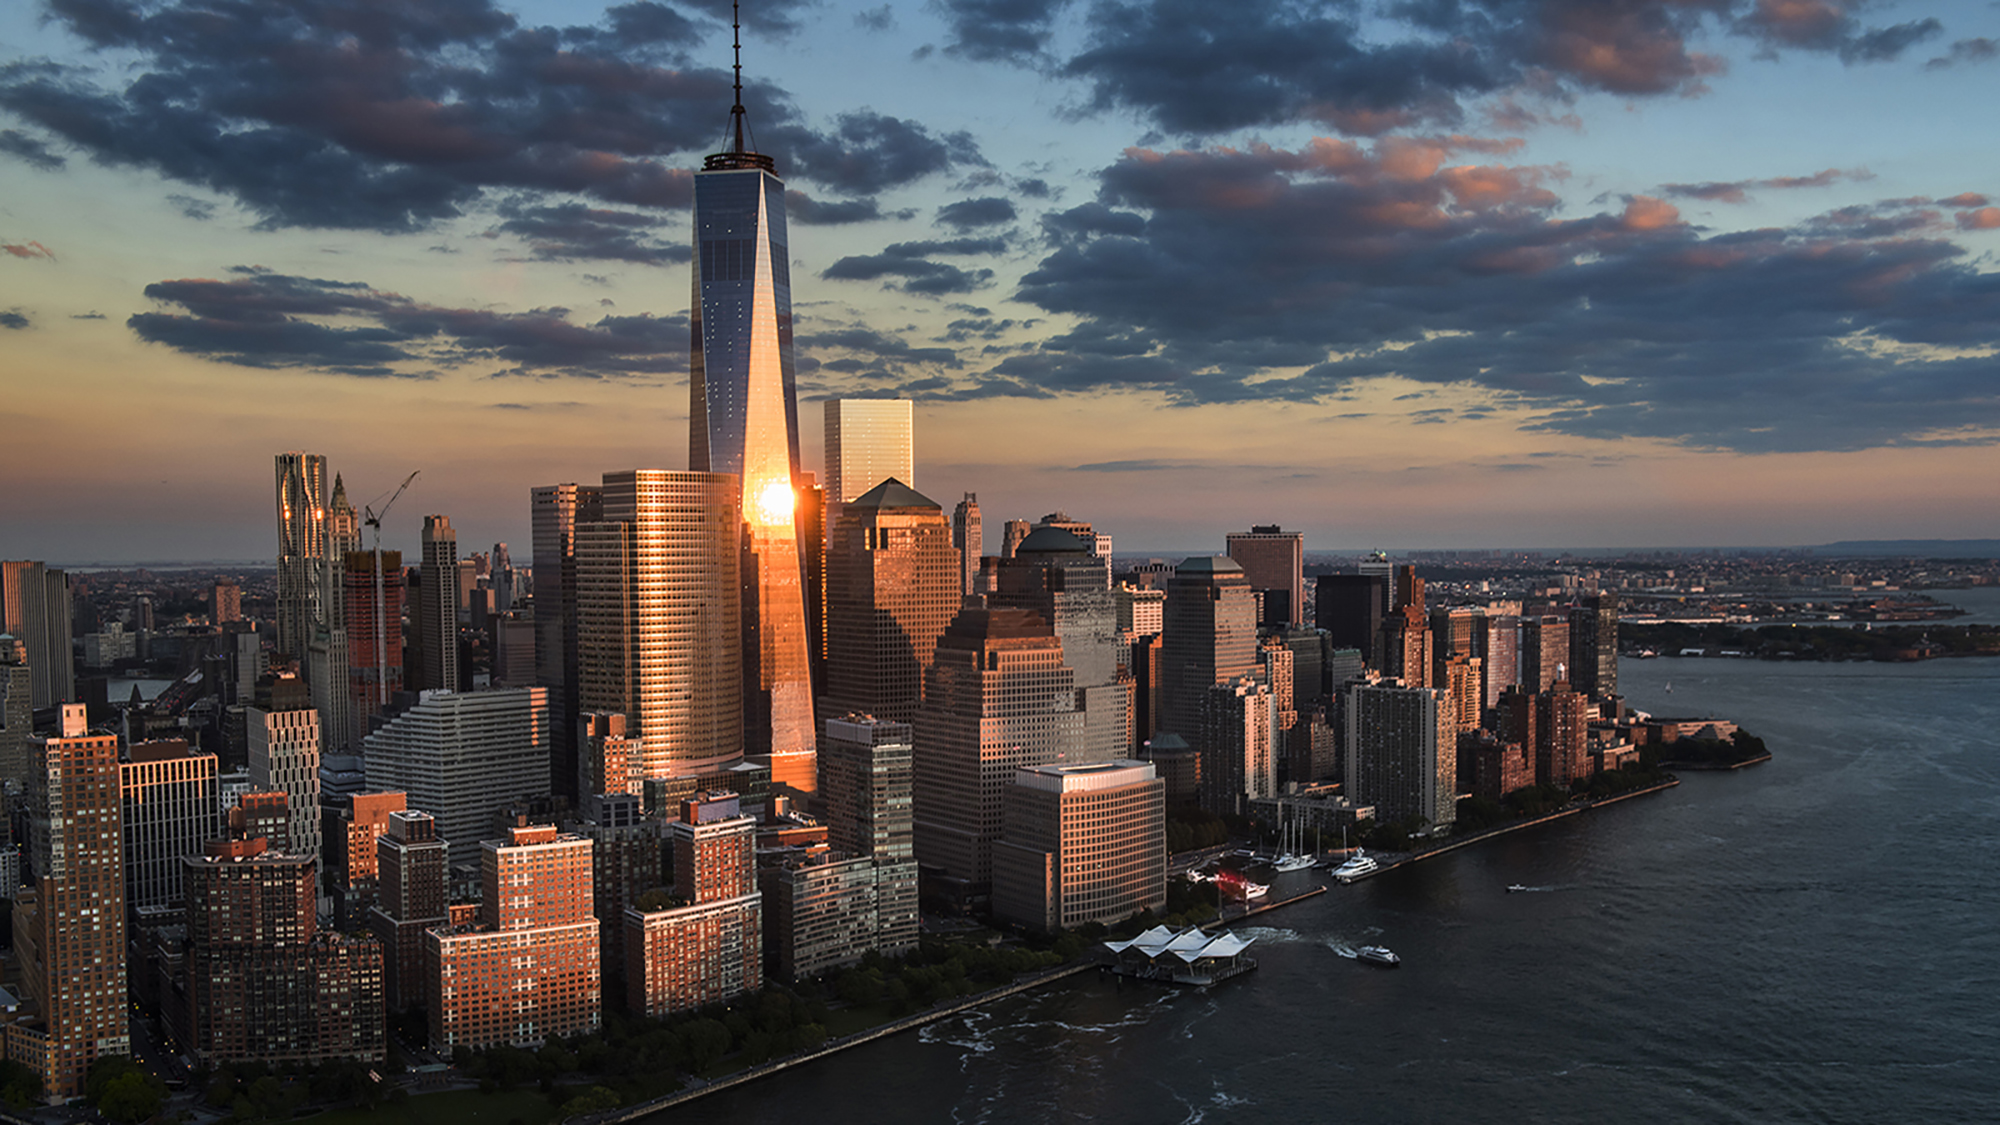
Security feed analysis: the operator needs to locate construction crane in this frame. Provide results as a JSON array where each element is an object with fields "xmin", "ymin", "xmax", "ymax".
[{"xmin": 362, "ymin": 471, "xmax": 419, "ymax": 714}]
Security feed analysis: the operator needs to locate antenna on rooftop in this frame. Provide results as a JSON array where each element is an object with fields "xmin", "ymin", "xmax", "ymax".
[{"xmin": 730, "ymin": 0, "xmax": 747, "ymax": 154}]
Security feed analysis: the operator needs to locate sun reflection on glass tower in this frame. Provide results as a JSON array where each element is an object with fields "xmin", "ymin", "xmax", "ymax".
[{"xmin": 689, "ymin": 9, "xmax": 815, "ymax": 793}]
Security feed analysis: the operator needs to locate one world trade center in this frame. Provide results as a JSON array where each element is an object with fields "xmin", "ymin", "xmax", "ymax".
[{"xmin": 688, "ymin": 11, "xmax": 816, "ymax": 794}]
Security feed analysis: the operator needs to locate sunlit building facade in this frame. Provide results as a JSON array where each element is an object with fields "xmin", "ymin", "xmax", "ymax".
[{"xmin": 689, "ymin": 107, "xmax": 815, "ymax": 794}]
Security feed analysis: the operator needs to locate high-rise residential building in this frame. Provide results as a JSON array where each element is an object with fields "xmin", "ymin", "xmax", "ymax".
[
  {"xmin": 1344, "ymin": 682, "xmax": 1457, "ymax": 832},
  {"xmin": 368, "ymin": 809, "xmax": 448, "ymax": 1011},
  {"xmin": 120, "ymin": 738, "xmax": 221, "ymax": 920},
  {"xmin": 821, "ymin": 479, "xmax": 960, "ymax": 725},
  {"xmin": 1158, "ymin": 557, "xmax": 1259, "ymax": 741},
  {"xmin": 181, "ymin": 834, "xmax": 384, "ymax": 1067},
  {"xmin": 12, "ymin": 705, "xmax": 129, "ymax": 1098},
  {"xmin": 0, "ymin": 560, "xmax": 75, "ymax": 709},
  {"xmin": 248, "ymin": 703, "xmax": 322, "ymax": 873},
  {"xmin": 424, "ymin": 823, "xmax": 600, "ymax": 1050},
  {"xmin": 1199, "ymin": 677, "xmax": 1279, "ymax": 814},
  {"xmin": 1536, "ymin": 679, "xmax": 1590, "ymax": 789},
  {"xmin": 1480, "ymin": 613, "xmax": 1521, "ymax": 708},
  {"xmin": 627, "ymin": 793, "xmax": 762, "ymax": 1015},
  {"xmin": 416, "ymin": 515, "xmax": 460, "ymax": 694},
  {"xmin": 577, "ymin": 711, "xmax": 637, "ymax": 799},
  {"xmin": 1568, "ymin": 593, "xmax": 1619, "ymax": 700},
  {"xmin": 768, "ymin": 717, "xmax": 919, "ymax": 978},
  {"xmin": 1381, "ymin": 605, "xmax": 1433, "ymax": 688},
  {"xmin": 992, "ymin": 527, "xmax": 1132, "ymax": 762},
  {"xmin": 211, "ymin": 578, "xmax": 242, "ymax": 624},
  {"xmin": 274, "ymin": 453, "xmax": 330, "ymax": 660},
  {"xmin": 687, "ymin": 83, "xmax": 815, "ymax": 796},
  {"xmin": 1315, "ymin": 573, "xmax": 1386, "ymax": 661},
  {"xmin": 992, "ymin": 760, "xmax": 1165, "ymax": 933},
  {"xmin": 913, "ymin": 608, "xmax": 1082, "ymax": 886},
  {"xmin": 1116, "ymin": 584, "xmax": 1167, "ymax": 638},
  {"xmin": 576, "ymin": 792, "xmax": 660, "ymax": 1003},
  {"xmin": 532, "ymin": 482, "xmax": 603, "ymax": 800},
  {"xmin": 819, "ymin": 715, "xmax": 915, "ymax": 861},
  {"xmin": 952, "ymin": 493, "xmax": 982, "ymax": 600},
  {"xmin": 1520, "ymin": 615, "xmax": 1571, "ymax": 695},
  {"xmin": 362, "ymin": 687, "xmax": 551, "ymax": 869},
  {"xmin": 576, "ymin": 470, "xmax": 742, "ymax": 781},
  {"xmin": 1225, "ymin": 526, "xmax": 1305, "ymax": 628},
  {"xmin": 323, "ymin": 790, "xmax": 406, "ymax": 929},
  {"xmin": 824, "ymin": 398, "xmax": 915, "ymax": 525},
  {"xmin": 0, "ymin": 636, "xmax": 31, "ymax": 784},
  {"xmin": 343, "ymin": 549, "xmax": 403, "ymax": 736}
]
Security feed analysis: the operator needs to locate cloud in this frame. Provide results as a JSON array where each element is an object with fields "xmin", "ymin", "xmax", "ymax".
[
  {"xmin": 1735, "ymin": 0, "xmax": 1941, "ymax": 62},
  {"xmin": 674, "ymin": 0, "xmax": 816, "ymax": 36},
  {"xmin": 936, "ymin": 196, "xmax": 1019, "ymax": 229},
  {"xmin": 821, "ymin": 254, "xmax": 996, "ymax": 294},
  {"xmin": 0, "ymin": 0, "xmax": 980, "ymax": 232},
  {"xmin": 0, "ymin": 311, "xmax": 28, "ymax": 329},
  {"xmin": 1661, "ymin": 167, "xmax": 1871, "ymax": 204},
  {"xmin": 167, "ymin": 194, "xmax": 217, "ymax": 221},
  {"xmin": 129, "ymin": 268, "xmax": 688, "ymax": 379},
  {"xmin": 933, "ymin": 0, "xmax": 1072, "ymax": 63},
  {"xmin": 1958, "ymin": 207, "xmax": 2000, "ymax": 231},
  {"xmin": 491, "ymin": 201, "xmax": 691, "ymax": 264},
  {"xmin": 1926, "ymin": 37, "xmax": 1998, "ymax": 70},
  {"xmin": 0, "ymin": 128, "xmax": 64, "ymax": 169},
  {"xmin": 3, "ymin": 240, "xmax": 56, "ymax": 260},
  {"xmin": 787, "ymin": 191, "xmax": 907, "ymax": 225},
  {"xmin": 801, "ymin": 324, "xmax": 965, "ymax": 375},
  {"xmin": 71, "ymin": 311, "xmax": 106, "ymax": 319},
  {"xmin": 855, "ymin": 5, "xmax": 894, "ymax": 32},
  {"xmin": 968, "ymin": 137, "xmax": 2000, "ymax": 453}
]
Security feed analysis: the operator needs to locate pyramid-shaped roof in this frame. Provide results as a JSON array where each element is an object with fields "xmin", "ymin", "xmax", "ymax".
[{"xmin": 847, "ymin": 477, "xmax": 940, "ymax": 510}]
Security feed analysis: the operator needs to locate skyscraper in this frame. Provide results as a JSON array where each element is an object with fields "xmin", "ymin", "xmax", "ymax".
[
  {"xmin": 343, "ymin": 549, "xmax": 403, "ymax": 737},
  {"xmin": 628, "ymin": 793, "xmax": 762, "ymax": 1014},
  {"xmin": 416, "ymin": 515, "xmax": 460, "ymax": 693},
  {"xmin": 912, "ymin": 608, "xmax": 1082, "ymax": 886},
  {"xmin": 120, "ymin": 738, "xmax": 221, "ymax": 919},
  {"xmin": 1315, "ymin": 573, "xmax": 1386, "ymax": 660},
  {"xmin": 576, "ymin": 470, "xmax": 742, "ymax": 780},
  {"xmin": 992, "ymin": 760, "xmax": 1165, "ymax": 933},
  {"xmin": 824, "ymin": 398, "xmax": 916, "ymax": 526},
  {"xmin": 0, "ymin": 636, "xmax": 31, "ymax": 784},
  {"xmin": 367, "ymin": 809, "xmax": 448, "ymax": 1012},
  {"xmin": 1199, "ymin": 676, "xmax": 1279, "ymax": 814},
  {"xmin": 13, "ymin": 705, "xmax": 129, "ymax": 1098},
  {"xmin": 1158, "ymin": 557, "xmax": 1259, "ymax": 740},
  {"xmin": 248, "ymin": 704, "xmax": 322, "ymax": 873},
  {"xmin": 992, "ymin": 527, "xmax": 1132, "ymax": 761},
  {"xmin": 1520, "ymin": 615, "xmax": 1570, "ymax": 695},
  {"xmin": 425, "ymin": 824, "xmax": 600, "ymax": 1050},
  {"xmin": 952, "ymin": 493, "xmax": 982, "ymax": 601},
  {"xmin": 531, "ymin": 483, "xmax": 601, "ymax": 796},
  {"xmin": 275, "ymin": 453, "xmax": 329, "ymax": 660},
  {"xmin": 311, "ymin": 475, "xmax": 360, "ymax": 754},
  {"xmin": 821, "ymin": 479, "xmax": 960, "ymax": 725},
  {"xmin": 361, "ymin": 686, "xmax": 551, "ymax": 869},
  {"xmin": 1568, "ymin": 593, "xmax": 1619, "ymax": 701},
  {"xmin": 688, "ymin": 54, "xmax": 816, "ymax": 794},
  {"xmin": 1225, "ymin": 526, "xmax": 1305, "ymax": 628},
  {"xmin": 1344, "ymin": 682, "xmax": 1457, "ymax": 833},
  {"xmin": 0, "ymin": 560, "xmax": 75, "ymax": 709}
]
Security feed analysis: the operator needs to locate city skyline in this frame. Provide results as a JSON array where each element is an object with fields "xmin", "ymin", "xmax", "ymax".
[{"xmin": 5, "ymin": 0, "xmax": 2000, "ymax": 564}]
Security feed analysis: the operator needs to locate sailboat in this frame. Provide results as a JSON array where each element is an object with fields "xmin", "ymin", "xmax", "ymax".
[{"xmin": 1272, "ymin": 805, "xmax": 1315, "ymax": 872}]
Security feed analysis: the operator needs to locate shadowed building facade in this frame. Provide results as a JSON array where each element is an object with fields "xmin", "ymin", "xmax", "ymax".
[
  {"xmin": 1159, "ymin": 557, "xmax": 1259, "ymax": 742},
  {"xmin": 821, "ymin": 479, "xmax": 960, "ymax": 726},
  {"xmin": 912, "ymin": 609, "xmax": 1082, "ymax": 888}
]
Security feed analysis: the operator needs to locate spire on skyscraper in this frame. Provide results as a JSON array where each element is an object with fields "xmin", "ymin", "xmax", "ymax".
[{"xmin": 706, "ymin": 0, "xmax": 775, "ymax": 173}]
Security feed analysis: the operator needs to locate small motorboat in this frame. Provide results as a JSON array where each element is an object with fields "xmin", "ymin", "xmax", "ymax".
[{"xmin": 1355, "ymin": 945, "xmax": 1400, "ymax": 968}]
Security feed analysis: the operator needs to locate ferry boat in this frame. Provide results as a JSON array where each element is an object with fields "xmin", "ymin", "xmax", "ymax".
[
  {"xmin": 1330, "ymin": 849, "xmax": 1379, "ymax": 883},
  {"xmin": 1506, "ymin": 884, "xmax": 1529, "ymax": 894},
  {"xmin": 1355, "ymin": 945, "xmax": 1401, "ymax": 968}
]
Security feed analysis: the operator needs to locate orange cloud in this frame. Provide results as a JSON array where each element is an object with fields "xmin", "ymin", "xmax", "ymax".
[
  {"xmin": 1620, "ymin": 196, "xmax": 1681, "ymax": 231},
  {"xmin": 1957, "ymin": 207, "xmax": 2000, "ymax": 230},
  {"xmin": 3, "ymin": 240, "xmax": 57, "ymax": 261},
  {"xmin": 1940, "ymin": 192, "xmax": 1990, "ymax": 207}
]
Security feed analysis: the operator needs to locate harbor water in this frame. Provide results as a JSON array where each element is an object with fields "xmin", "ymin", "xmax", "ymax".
[{"xmin": 659, "ymin": 592, "xmax": 2000, "ymax": 1124}]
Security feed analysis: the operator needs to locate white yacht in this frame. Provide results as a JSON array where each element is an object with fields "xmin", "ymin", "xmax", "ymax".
[
  {"xmin": 1330, "ymin": 849, "xmax": 1379, "ymax": 883},
  {"xmin": 1355, "ymin": 945, "xmax": 1401, "ymax": 968}
]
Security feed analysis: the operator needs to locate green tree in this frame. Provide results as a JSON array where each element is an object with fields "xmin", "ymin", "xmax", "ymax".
[
  {"xmin": 97, "ymin": 1070, "xmax": 165, "ymax": 1125},
  {"xmin": 559, "ymin": 1085, "xmax": 624, "ymax": 1116},
  {"xmin": 0, "ymin": 1059, "xmax": 42, "ymax": 1109}
]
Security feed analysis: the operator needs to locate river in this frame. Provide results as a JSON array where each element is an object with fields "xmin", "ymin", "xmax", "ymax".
[{"xmin": 658, "ymin": 634, "xmax": 2000, "ymax": 1124}]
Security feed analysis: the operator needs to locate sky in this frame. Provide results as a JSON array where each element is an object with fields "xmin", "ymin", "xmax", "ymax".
[{"xmin": 3, "ymin": 0, "xmax": 1998, "ymax": 565}]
